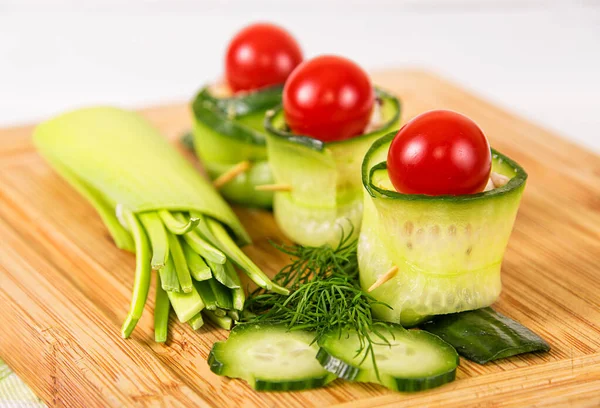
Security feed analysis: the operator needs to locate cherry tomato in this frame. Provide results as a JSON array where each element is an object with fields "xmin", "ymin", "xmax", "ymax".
[
  {"xmin": 387, "ymin": 110, "xmax": 491, "ymax": 195},
  {"xmin": 283, "ymin": 55, "xmax": 374, "ymax": 142},
  {"xmin": 225, "ymin": 23, "xmax": 303, "ymax": 92}
]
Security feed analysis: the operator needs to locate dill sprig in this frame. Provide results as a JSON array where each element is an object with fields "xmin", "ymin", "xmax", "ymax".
[{"xmin": 244, "ymin": 228, "xmax": 393, "ymax": 376}]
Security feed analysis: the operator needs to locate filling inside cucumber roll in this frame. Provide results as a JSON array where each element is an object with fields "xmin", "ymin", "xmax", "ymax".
[{"xmin": 359, "ymin": 126, "xmax": 527, "ymax": 326}]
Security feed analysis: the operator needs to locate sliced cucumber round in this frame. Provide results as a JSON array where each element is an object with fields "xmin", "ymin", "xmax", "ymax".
[
  {"xmin": 208, "ymin": 323, "xmax": 336, "ymax": 391},
  {"xmin": 191, "ymin": 85, "xmax": 282, "ymax": 208},
  {"xmin": 317, "ymin": 325, "xmax": 458, "ymax": 392},
  {"xmin": 264, "ymin": 88, "xmax": 401, "ymax": 247},
  {"xmin": 359, "ymin": 132, "xmax": 528, "ymax": 325}
]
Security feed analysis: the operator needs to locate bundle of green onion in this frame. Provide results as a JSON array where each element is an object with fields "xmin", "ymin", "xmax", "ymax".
[{"xmin": 34, "ymin": 107, "xmax": 288, "ymax": 341}]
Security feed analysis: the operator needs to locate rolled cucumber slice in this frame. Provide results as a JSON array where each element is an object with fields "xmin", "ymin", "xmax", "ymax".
[
  {"xmin": 359, "ymin": 132, "xmax": 528, "ymax": 326},
  {"xmin": 209, "ymin": 323, "xmax": 336, "ymax": 391},
  {"xmin": 317, "ymin": 325, "xmax": 458, "ymax": 392},
  {"xmin": 265, "ymin": 88, "xmax": 401, "ymax": 247},
  {"xmin": 191, "ymin": 85, "xmax": 282, "ymax": 208}
]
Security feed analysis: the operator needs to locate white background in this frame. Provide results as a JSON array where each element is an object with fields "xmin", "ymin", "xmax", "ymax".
[{"xmin": 1, "ymin": 0, "xmax": 599, "ymax": 152}]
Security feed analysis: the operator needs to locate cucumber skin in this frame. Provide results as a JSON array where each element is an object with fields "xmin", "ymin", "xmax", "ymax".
[
  {"xmin": 208, "ymin": 323, "xmax": 336, "ymax": 392},
  {"xmin": 316, "ymin": 327, "xmax": 459, "ymax": 392},
  {"xmin": 421, "ymin": 307, "xmax": 550, "ymax": 364}
]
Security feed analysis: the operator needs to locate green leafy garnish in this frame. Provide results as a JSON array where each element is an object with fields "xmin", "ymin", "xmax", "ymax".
[{"xmin": 245, "ymin": 228, "xmax": 393, "ymax": 376}]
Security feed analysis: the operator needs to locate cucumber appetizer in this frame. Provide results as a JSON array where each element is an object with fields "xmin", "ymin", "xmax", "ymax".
[
  {"xmin": 265, "ymin": 55, "xmax": 401, "ymax": 247},
  {"xmin": 34, "ymin": 107, "xmax": 287, "ymax": 341},
  {"xmin": 35, "ymin": 25, "xmax": 552, "ymax": 397},
  {"xmin": 359, "ymin": 110, "xmax": 527, "ymax": 325},
  {"xmin": 191, "ymin": 23, "xmax": 303, "ymax": 208}
]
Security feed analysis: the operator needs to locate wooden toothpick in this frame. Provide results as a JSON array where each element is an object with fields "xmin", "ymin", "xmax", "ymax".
[
  {"xmin": 255, "ymin": 183, "xmax": 293, "ymax": 192},
  {"xmin": 490, "ymin": 172, "xmax": 510, "ymax": 188},
  {"xmin": 213, "ymin": 161, "xmax": 251, "ymax": 189},
  {"xmin": 368, "ymin": 266, "xmax": 399, "ymax": 292}
]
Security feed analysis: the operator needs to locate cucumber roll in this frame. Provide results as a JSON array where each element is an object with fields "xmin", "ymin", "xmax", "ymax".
[
  {"xmin": 265, "ymin": 55, "xmax": 401, "ymax": 246},
  {"xmin": 359, "ymin": 111, "xmax": 527, "ymax": 326},
  {"xmin": 191, "ymin": 85, "xmax": 283, "ymax": 208},
  {"xmin": 190, "ymin": 23, "xmax": 303, "ymax": 208}
]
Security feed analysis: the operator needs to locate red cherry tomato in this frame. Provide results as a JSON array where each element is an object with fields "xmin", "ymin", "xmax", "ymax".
[
  {"xmin": 283, "ymin": 55, "xmax": 374, "ymax": 142},
  {"xmin": 387, "ymin": 110, "xmax": 491, "ymax": 195},
  {"xmin": 225, "ymin": 23, "xmax": 303, "ymax": 93}
]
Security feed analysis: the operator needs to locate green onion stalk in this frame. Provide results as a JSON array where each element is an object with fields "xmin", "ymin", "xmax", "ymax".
[{"xmin": 34, "ymin": 107, "xmax": 288, "ymax": 341}]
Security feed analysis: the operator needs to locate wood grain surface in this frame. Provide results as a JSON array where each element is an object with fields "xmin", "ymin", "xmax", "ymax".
[{"xmin": 0, "ymin": 70, "xmax": 599, "ymax": 407}]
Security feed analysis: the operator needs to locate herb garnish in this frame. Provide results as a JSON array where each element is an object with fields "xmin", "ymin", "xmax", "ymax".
[{"xmin": 245, "ymin": 228, "xmax": 394, "ymax": 376}]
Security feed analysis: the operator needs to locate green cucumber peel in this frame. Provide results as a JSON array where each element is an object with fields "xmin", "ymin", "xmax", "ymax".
[
  {"xmin": 264, "ymin": 88, "xmax": 401, "ymax": 153},
  {"xmin": 362, "ymin": 131, "xmax": 528, "ymax": 202},
  {"xmin": 420, "ymin": 307, "xmax": 550, "ymax": 364},
  {"xmin": 191, "ymin": 85, "xmax": 282, "ymax": 145},
  {"xmin": 181, "ymin": 131, "xmax": 195, "ymax": 151}
]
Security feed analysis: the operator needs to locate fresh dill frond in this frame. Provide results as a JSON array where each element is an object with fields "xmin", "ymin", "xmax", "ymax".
[{"xmin": 244, "ymin": 226, "xmax": 393, "ymax": 377}]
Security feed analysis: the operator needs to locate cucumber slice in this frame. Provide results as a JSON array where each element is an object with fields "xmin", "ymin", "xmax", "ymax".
[
  {"xmin": 191, "ymin": 85, "xmax": 282, "ymax": 208},
  {"xmin": 317, "ymin": 325, "xmax": 458, "ymax": 392},
  {"xmin": 359, "ymin": 132, "xmax": 527, "ymax": 325},
  {"xmin": 421, "ymin": 307, "xmax": 550, "ymax": 364},
  {"xmin": 208, "ymin": 323, "xmax": 336, "ymax": 391},
  {"xmin": 265, "ymin": 89, "xmax": 401, "ymax": 247}
]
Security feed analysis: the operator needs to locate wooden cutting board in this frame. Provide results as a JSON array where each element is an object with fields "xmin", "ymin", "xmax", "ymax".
[{"xmin": 0, "ymin": 70, "xmax": 599, "ymax": 408}]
